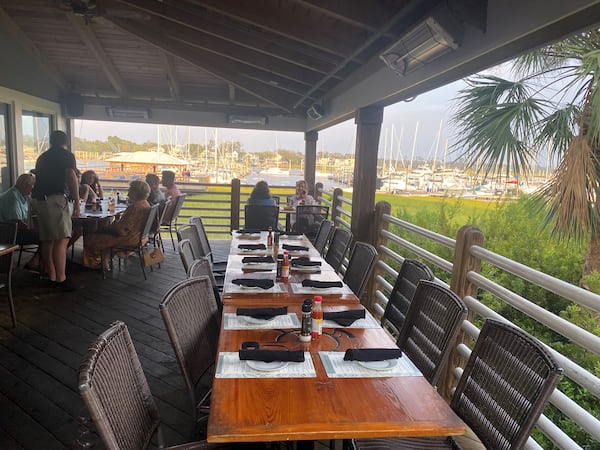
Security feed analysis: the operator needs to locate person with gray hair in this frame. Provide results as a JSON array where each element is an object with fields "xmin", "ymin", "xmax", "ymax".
[{"xmin": 31, "ymin": 130, "xmax": 81, "ymax": 291}]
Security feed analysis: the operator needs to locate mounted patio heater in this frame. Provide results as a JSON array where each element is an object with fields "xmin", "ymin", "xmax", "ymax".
[{"xmin": 380, "ymin": 4, "xmax": 464, "ymax": 76}]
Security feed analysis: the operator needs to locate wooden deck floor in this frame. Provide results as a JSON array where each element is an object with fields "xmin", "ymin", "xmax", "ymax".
[{"xmin": 0, "ymin": 241, "xmax": 213, "ymax": 449}]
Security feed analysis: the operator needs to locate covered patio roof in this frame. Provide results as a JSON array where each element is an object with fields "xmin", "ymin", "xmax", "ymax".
[{"xmin": 1, "ymin": 0, "xmax": 599, "ymax": 132}]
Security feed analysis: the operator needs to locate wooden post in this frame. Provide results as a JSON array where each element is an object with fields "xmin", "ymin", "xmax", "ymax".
[
  {"xmin": 365, "ymin": 201, "xmax": 391, "ymax": 309},
  {"xmin": 231, "ymin": 178, "xmax": 241, "ymax": 231},
  {"xmin": 352, "ymin": 106, "xmax": 384, "ymax": 243},
  {"xmin": 315, "ymin": 182, "xmax": 323, "ymax": 203},
  {"xmin": 305, "ymin": 131, "xmax": 318, "ymax": 196},
  {"xmin": 440, "ymin": 224, "xmax": 484, "ymax": 400},
  {"xmin": 331, "ymin": 187, "xmax": 344, "ymax": 226}
]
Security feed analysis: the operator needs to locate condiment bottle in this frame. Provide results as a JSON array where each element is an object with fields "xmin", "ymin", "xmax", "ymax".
[
  {"xmin": 281, "ymin": 250, "xmax": 290, "ymax": 280},
  {"xmin": 108, "ymin": 197, "xmax": 115, "ymax": 213},
  {"xmin": 276, "ymin": 254, "xmax": 283, "ymax": 279},
  {"xmin": 267, "ymin": 226, "xmax": 273, "ymax": 247},
  {"xmin": 311, "ymin": 296, "xmax": 323, "ymax": 339},
  {"xmin": 299, "ymin": 299, "xmax": 312, "ymax": 342}
]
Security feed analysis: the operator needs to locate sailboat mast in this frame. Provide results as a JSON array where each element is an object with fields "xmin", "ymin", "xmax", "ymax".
[{"xmin": 410, "ymin": 122, "xmax": 419, "ymax": 171}]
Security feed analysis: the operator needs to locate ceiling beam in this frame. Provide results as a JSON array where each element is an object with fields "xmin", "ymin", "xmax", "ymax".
[
  {"xmin": 288, "ymin": 0, "xmax": 399, "ymax": 38},
  {"xmin": 114, "ymin": 0, "xmax": 346, "ymax": 77},
  {"xmin": 160, "ymin": 52, "xmax": 181, "ymax": 102},
  {"xmin": 64, "ymin": 13, "xmax": 129, "ymax": 98},
  {"xmin": 161, "ymin": 19, "xmax": 325, "ymax": 86},
  {"xmin": 184, "ymin": 0, "xmax": 360, "ymax": 58},
  {"xmin": 108, "ymin": 17, "xmax": 299, "ymax": 112},
  {"xmin": 0, "ymin": 6, "xmax": 67, "ymax": 91}
]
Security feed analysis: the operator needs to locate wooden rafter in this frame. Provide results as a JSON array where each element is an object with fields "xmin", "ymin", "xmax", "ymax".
[
  {"xmin": 160, "ymin": 52, "xmax": 181, "ymax": 102},
  {"xmin": 0, "ymin": 6, "xmax": 66, "ymax": 90},
  {"xmin": 64, "ymin": 13, "xmax": 129, "ymax": 98},
  {"xmin": 114, "ymin": 0, "xmax": 347, "ymax": 76},
  {"xmin": 183, "ymin": 0, "xmax": 359, "ymax": 58},
  {"xmin": 109, "ymin": 17, "xmax": 299, "ymax": 112}
]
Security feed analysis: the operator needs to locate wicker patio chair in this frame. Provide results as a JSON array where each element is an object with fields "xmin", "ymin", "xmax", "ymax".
[
  {"xmin": 178, "ymin": 238, "xmax": 195, "ymax": 274},
  {"xmin": 161, "ymin": 193, "xmax": 187, "ymax": 250},
  {"xmin": 343, "ymin": 242, "xmax": 378, "ymax": 297},
  {"xmin": 79, "ymin": 320, "xmax": 231, "ymax": 449},
  {"xmin": 108, "ymin": 203, "xmax": 159, "ymax": 280},
  {"xmin": 352, "ymin": 318, "xmax": 563, "ymax": 450},
  {"xmin": 159, "ymin": 277, "xmax": 221, "ymax": 428},
  {"xmin": 187, "ymin": 257, "xmax": 223, "ymax": 311},
  {"xmin": 177, "ymin": 224, "xmax": 204, "ymax": 260},
  {"xmin": 244, "ymin": 204, "xmax": 280, "ymax": 231},
  {"xmin": 381, "ymin": 259, "xmax": 435, "ymax": 338},
  {"xmin": 0, "ymin": 222, "xmax": 18, "ymax": 327},
  {"xmin": 149, "ymin": 198, "xmax": 171, "ymax": 251},
  {"xmin": 189, "ymin": 216, "xmax": 227, "ymax": 272},
  {"xmin": 324, "ymin": 228, "xmax": 352, "ymax": 273},
  {"xmin": 397, "ymin": 280, "xmax": 467, "ymax": 385},
  {"xmin": 313, "ymin": 219, "xmax": 334, "ymax": 255},
  {"xmin": 294, "ymin": 205, "xmax": 329, "ymax": 242}
]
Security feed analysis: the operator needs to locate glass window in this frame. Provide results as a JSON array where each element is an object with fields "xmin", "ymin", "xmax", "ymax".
[
  {"xmin": 0, "ymin": 103, "xmax": 10, "ymax": 191},
  {"xmin": 22, "ymin": 111, "xmax": 51, "ymax": 173}
]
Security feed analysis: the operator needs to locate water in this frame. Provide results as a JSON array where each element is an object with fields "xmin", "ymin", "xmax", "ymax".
[{"xmin": 242, "ymin": 172, "xmax": 346, "ymax": 190}]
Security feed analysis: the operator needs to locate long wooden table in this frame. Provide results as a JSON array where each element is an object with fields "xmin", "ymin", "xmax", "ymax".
[{"xmin": 207, "ymin": 232, "xmax": 465, "ymax": 443}]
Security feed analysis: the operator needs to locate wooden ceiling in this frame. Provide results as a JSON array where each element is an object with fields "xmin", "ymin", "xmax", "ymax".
[{"xmin": 1, "ymin": 0, "xmax": 599, "ymax": 131}]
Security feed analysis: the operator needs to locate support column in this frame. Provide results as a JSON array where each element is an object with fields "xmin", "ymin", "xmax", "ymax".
[
  {"xmin": 304, "ymin": 131, "xmax": 318, "ymax": 196},
  {"xmin": 351, "ymin": 105, "xmax": 383, "ymax": 244}
]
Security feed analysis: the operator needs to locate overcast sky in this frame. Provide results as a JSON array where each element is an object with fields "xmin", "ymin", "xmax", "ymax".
[{"xmin": 74, "ymin": 79, "xmax": 467, "ymax": 162}]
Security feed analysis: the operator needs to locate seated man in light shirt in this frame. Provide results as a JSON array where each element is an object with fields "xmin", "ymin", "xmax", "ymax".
[
  {"xmin": 0, "ymin": 173, "xmax": 40, "ymax": 269},
  {"xmin": 161, "ymin": 170, "xmax": 181, "ymax": 200}
]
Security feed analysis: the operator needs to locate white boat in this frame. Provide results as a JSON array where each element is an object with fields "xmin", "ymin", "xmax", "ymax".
[{"xmin": 260, "ymin": 167, "xmax": 290, "ymax": 176}]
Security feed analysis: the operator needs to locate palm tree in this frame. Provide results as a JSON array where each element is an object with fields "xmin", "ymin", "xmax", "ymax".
[{"xmin": 452, "ymin": 29, "xmax": 600, "ymax": 275}]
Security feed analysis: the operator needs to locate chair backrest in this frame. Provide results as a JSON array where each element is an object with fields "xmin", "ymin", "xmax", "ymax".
[
  {"xmin": 451, "ymin": 319, "xmax": 562, "ymax": 449},
  {"xmin": 313, "ymin": 219, "xmax": 334, "ymax": 255},
  {"xmin": 343, "ymin": 242, "xmax": 378, "ymax": 297},
  {"xmin": 187, "ymin": 257, "xmax": 222, "ymax": 310},
  {"xmin": 189, "ymin": 216, "xmax": 213, "ymax": 261},
  {"xmin": 152, "ymin": 199, "xmax": 171, "ymax": 234},
  {"xmin": 159, "ymin": 277, "xmax": 221, "ymax": 415},
  {"xmin": 0, "ymin": 222, "xmax": 17, "ymax": 273},
  {"xmin": 295, "ymin": 205, "xmax": 329, "ymax": 240},
  {"xmin": 140, "ymin": 203, "xmax": 159, "ymax": 240},
  {"xmin": 324, "ymin": 228, "xmax": 352, "ymax": 273},
  {"xmin": 381, "ymin": 259, "xmax": 435, "ymax": 337},
  {"xmin": 244, "ymin": 204, "xmax": 279, "ymax": 230},
  {"xmin": 396, "ymin": 280, "xmax": 467, "ymax": 386},
  {"xmin": 178, "ymin": 238, "xmax": 195, "ymax": 273},
  {"xmin": 78, "ymin": 321, "xmax": 160, "ymax": 450},
  {"xmin": 161, "ymin": 194, "xmax": 186, "ymax": 226},
  {"xmin": 177, "ymin": 224, "xmax": 204, "ymax": 259}
]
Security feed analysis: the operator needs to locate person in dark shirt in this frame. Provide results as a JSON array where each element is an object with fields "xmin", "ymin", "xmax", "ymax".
[{"xmin": 31, "ymin": 130, "xmax": 81, "ymax": 291}]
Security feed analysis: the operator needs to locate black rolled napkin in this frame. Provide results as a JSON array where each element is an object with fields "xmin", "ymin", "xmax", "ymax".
[
  {"xmin": 323, "ymin": 309, "xmax": 365, "ymax": 326},
  {"xmin": 242, "ymin": 256, "xmax": 275, "ymax": 264},
  {"xmin": 232, "ymin": 278, "xmax": 275, "ymax": 289},
  {"xmin": 238, "ymin": 243, "xmax": 267, "ymax": 250},
  {"xmin": 343, "ymin": 348, "xmax": 402, "ymax": 362},
  {"xmin": 302, "ymin": 280, "xmax": 343, "ymax": 289},
  {"xmin": 236, "ymin": 229, "xmax": 261, "ymax": 234},
  {"xmin": 239, "ymin": 349, "xmax": 305, "ymax": 363},
  {"xmin": 281, "ymin": 232, "xmax": 303, "ymax": 236},
  {"xmin": 291, "ymin": 257, "xmax": 321, "ymax": 267},
  {"xmin": 282, "ymin": 244, "xmax": 309, "ymax": 251},
  {"xmin": 236, "ymin": 307, "xmax": 288, "ymax": 319}
]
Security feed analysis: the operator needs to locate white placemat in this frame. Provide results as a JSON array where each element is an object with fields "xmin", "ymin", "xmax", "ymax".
[
  {"xmin": 290, "ymin": 283, "xmax": 353, "ymax": 295},
  {"xmin": 241, "ymin": 262, "xmax": 277, "ymax": 271},
  {"xmin": 225, "ymin": 282, "xmax": 287, "ymax": 294},
  {"xmin": 216, "ymin": 352, "xmax": 316, "ymax": 378},
  {"xmin": 224, "ymin": 313, "xmax": 300, "ymax": 330},
  {"xmin": 319, "ymin": 352, "xmax": 422, "ymax": 378},
  {"xmin": 322, "ymin": 311, "xmax": 381, "ymax": 329}
]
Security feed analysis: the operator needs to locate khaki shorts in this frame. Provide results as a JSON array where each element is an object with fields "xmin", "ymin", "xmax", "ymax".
[{"xmin": 33, "ymin": 195, "xmax": 72, "ymax": 241}]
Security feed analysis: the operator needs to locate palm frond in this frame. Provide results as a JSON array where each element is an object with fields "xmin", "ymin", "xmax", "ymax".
[
  {"xmin": 534, "ymin": 105, "xmax": 578, "ymax": 160},
  {"xmin": 452, "ymin": 76, "xmax": 545, "ymax": 177},
  {"xmin": 535, "ymin": 136, "xmax": 600, "ymax": 240},
  {"xmin": 578, "ymin": 49, "xmax": 600, "ymax": 143}
]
